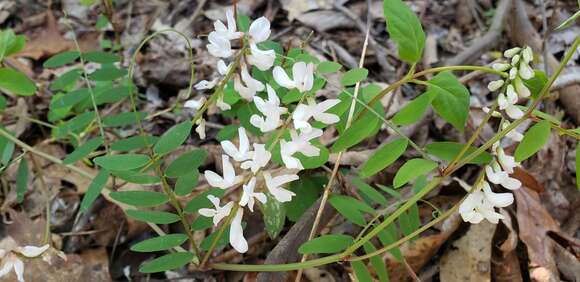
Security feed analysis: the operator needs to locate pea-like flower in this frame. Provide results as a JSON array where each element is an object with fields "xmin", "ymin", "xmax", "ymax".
[
  {"xmin": 0, "ymin": 239, "xmax": 50, "ymax": 282},
  {"xmin": 250, "ymin": 85, "xmax": 287, "ymax": 132},
  {"xmin": 204, "ymin": 155, "xmax": 243, "ymax": 189},
  {"xmin": 229, "ymin": 209, "xmax": 248, "ymax": 253},
  {"xmin": 456, "ymin": 178, "xmax": 513, "ymax": 224},
  {"xmin": 240, "ymin": 143, "xmax": 271, "ymax": 173},
  {"xmin": 292, "ymin": 99, "xmax": 340, "ymax": 132},
  {"xmin": 280, "ymin": 128, "xmax": 322, "ymax": 170},
  {"xmin": 263, "ymin": 172, "xmax": 298, "ymax": 202},
  {"xmin": 273, "ymin": 62, "xmax": 315, "ymax": 93},
  {"xmin": 234, "ymin": 64, "xmax": 265, "ymax": 101},
  {"xmin": 198, "ymin": 195, "xmax": 234, "ymax": 226},
  {"xmin": 239, "ymin": 177, "xmax": 266, "ymax": 212},
  {"xmin": 221, "ymin": 127, "xmax": 252, "ymax": 162}
]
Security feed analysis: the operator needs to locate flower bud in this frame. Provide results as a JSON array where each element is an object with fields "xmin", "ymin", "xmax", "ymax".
[
  {"xmin": 487, "ymin": 80, "xmax": 504, "ymax": 92},
  {"xmin": 498, "ymin": 93, "xmax": 509, "ymax": 110},
  {"xmin": 518, "ymin": 61, "xmax": 534, "ymax": 80},
  {"xmin": 511, "ymin": 54, "xmax": 520, "ymax": 65},
  {"xmin": 492, "ymin": 63, "xmax": 511, "ymax": 72},
  {"xmin": 514, "ymin": 77, "xmax": 531, "ymax": 98},
  {"xmin": 522, "ymin": 46, "xmax": 533, "ymax": 63},
  {"xmin": 504, "ymin": 47, "xmax": 521, "ymax": 58},
  {"xmin": 509, "ymin": 67, "xmax": 518, "ymax": 80},
  {"xmin": 506, "ymin": 84, "xmax": 518, "ymax": 104}
]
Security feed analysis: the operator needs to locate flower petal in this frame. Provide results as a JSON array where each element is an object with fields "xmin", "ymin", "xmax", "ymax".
[
  {"xmin": 272, "ymin": 66, "xmax": 296, "ymax": 89},
  {"xmin": 229, "ymin": 209, "xmax": 248, "ymax": 253},
  {"xmin": 17, "ymin": 245, "xmax": 49, "ymax": 258},
  {"xmin": 248, "ymin": 17, "xmax": 271, "ymax": 43}
]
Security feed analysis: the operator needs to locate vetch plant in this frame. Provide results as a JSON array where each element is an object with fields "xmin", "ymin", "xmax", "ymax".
[{"xmin": 0, "ymin": 0, "xmax": 578, "ymax": 280}]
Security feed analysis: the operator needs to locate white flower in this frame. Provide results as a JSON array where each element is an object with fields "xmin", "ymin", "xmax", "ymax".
[
  {"xmin": 229, "ymin": 208, "xmax": 248, "ymax": 253},
  {"xmin": 198, "ymin": 195, "xmax": 234, "ymax": 226},
  {"xmin": 195, "ymin": 118, "xmax": 206, "ymax": 139},
  {"xmin": 482, "ymin": 106, "xmax": 502, "ymax": 118},
  {"xmin": 250, "ymin": 84, "xmax": 287, "ymax": 132},
  {"xmin": 216, "ymin": 94, "xmax": 231, "ymax": 111},
  {"xmin": 239, "ymin": 177, "xmax": 266, "ymax": 212},
  {"xmin": 263, "ymin": 172, "xmax": 298, "ymax": 202},
  {"xmin": 234, "ymin": 64, "xmax": 265, "ymax": 101},
  {"xmin": 493, "ymin": 143, "xmax": 519, "ymax": 174},
  {"xmin": 194, "ymin": 79, "xmax": 218, "ymax": 90},
  {"xmin": 502, "ymin": 121, "xmax": 524, "ymax": 142},
  {"xmin": 248, "ymin": 17, "xmax": 271, "ymax": 44},
  {"xmin": 217, "ymin": 60, "xmax": 231, "ymax": 75},
  {"xmin": 505, "ymin": 104, "xmax": 524, "ymax": 119},
  {"xmin": 492, "ymin": 63, "xmax": 511, "ymax": 72},
  {"xmin": 241, "ymin": 143, "xmax": 271, "ymax": 173},
  {"xmin": 184, "ymin": 96, "xmax": 206, "ymax": 111},
  {"xmin": 487, "ymin": 80, "xmax": 504, "ymax": 92},
  {"xmin": 221, "ymin": 127, "xmax": 251, "ymax": 162},
  {"xmin": 456, "ymin": 178, "xmax": 510, "ymax": 224},
  {"xmin": 513, "ymin": 77, "xmax": 530, "ymax": 98},
  {"xmin": 273, "ymin": 62, "xmax": 315, "ymax": 93},
  {"xmin": 247, "ymin": 43, "xmax": 275, "ymax": 71},
  {"xmin": 213, "ymin": 8, "xmax": 243, "ymax": 40},
  {"xmin": 207, "ymin": 32, "xmax": 234, "ymax": 58},
  {"xmin": 292, "ymin": 99, "xmax": 340, "ymax": 132},
  {"xmin": 518, "ymin": 61, "xmax": 534, "ymax": 80},
  {"xmin": 503, "ymin": 47, "xmax": 521, "ymax": 58},
  {"xmin": 0, "ymin": 241, "xmax": 49, "ymax": 282},
  {"xmin": 522, "ymin": 46, "xmax": 533, "ymax": 63},
  {"xmin": 509, "ymin": 67, "xmax": 518, "ymax": 80},
  {"xmin": 505, "ymin": 84, "xmax": 518, "ymax": 104},
  {"xmin": 485, "ymin": 161, "xmax": 521, "ymax": 190},
  {"xmin": 511, "ymin": 54, "xmax": 520, "ymax": 65},
  {"xmin": 280, "ymin": 129, "xmax": 323, "ymax": 169},
  {"xmin": 204, "ymin": 155, "xmax": 243, "ymax": 189}
]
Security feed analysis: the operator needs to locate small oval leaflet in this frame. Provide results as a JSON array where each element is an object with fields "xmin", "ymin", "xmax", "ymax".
[
  {"xmin": 131, "ymin": 234, "xmax": 189, "ymax": 253},
  {"xmin": 109, "ymin": 190, "xmax": 169, "ymax": 207},
  {"xmin": 93, "ymin": 153, "xmax": 151, "ymax": 171},
  {"xmin": 139, "ymin": 252, "xmax": 194, "ymax": 273},
  {"xmin": 298, "ymin": 234, "xmax": 354, "ymax": 254},
  {"xmin": 126, "ymin": 210, "xmax": 180, "ymax": 224},
  {"xmin": 393, "ymin": 158, "xmax": 438, "ymax": 188}
]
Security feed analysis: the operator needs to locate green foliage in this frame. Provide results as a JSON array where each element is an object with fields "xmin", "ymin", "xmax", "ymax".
[
  {"xmin": 184, "ymin": 189, "xmax": 225, "ymax": 213},
  {"xmin": 111, "ymin": 136, "xmax": 159, "ymax": 151},
  {"xmin": 165, "ymin": 149, "xmax": 207, "ymax": 178},
  {"xmin": 425, "ymin": 141, "xmax": 492, "ymax": 164},
  {"xmin": 359, "ymin": 138, "xmax": 408, "ymax": 178},
  {"xmin": 383, "ymin": 0, "xmax": 425, "ymax": 63},
  {"xmin": 139, "ymin": 252, "xmax": 194, "ymax": 273},
  {"xmin": 341, "ymin": 68, "xmax": 368, "ymax": 86},
  {"xmin": 352, "ymin": 260, "xmax": 374, "ymax": 282},
  {"xmin": 126, "ymin": 210, "xmax": 181, "ymax": 224},
  {"xmin": 80, "ymin": 170, "xmax": 109, "ymax": 212},
  {"xmin": 515, "ymin": 120, "xmax": 551, "ymax": 162},
  {"xmin": 363, "ymin": 242, "xmax": 390, "ymax": 282},
  {"xmin": 174, "ymin": 171, "xmax": 199, "ymax": 196},
  {"xmin": 83, "ymin": 51, "xmax": 121, "ymax": 64},
  {"xmin": 352, "ymin": 178, "xmax": 387, "ymax": 205},
  {"xmin": 94, "ymin": 154, "xmax": 151, "ymax": 171},
  {"xmin": 131, "ymin": 234, "xmax": 188, "ymax": 252},
  {"xmin": 63, "ymin": 137, "xmax": 103, "ymax": 164},
  {"xmin": 109, "ymin": 191, "xmax": 169, "ymax": 207},
  {"xmin": 102, "ymin": 112, "xmax": 146, "ymax": 127},
  {"xmin": 317, "ymin": 61, "xmax": 343, "ymax": 74},
  {"xmin": 427, "ymin": 72, "xmax": 470, "ymax": 131},
  {"xmin": 0, "ymin": 29, "xmax": 25, "ymax": 61},
  {"xmin": 393, "ymin": 158, "xmax": 437, "ymax": 188},
  {"xmin": 392, "ymin": 91, "xmax": 436, "ymax": 125},
  {"xmin": 153, "ymin": 121, "xmax": 193, "ymax": 156},
  {"xmin": 43, "ymin": 51, "xmax": 80, "ymax": 68},
  {"xmin": 524, "ymin": 70, "xmax": 548, "ymax": 100},
  {"xmin": 329, "ymin": 194, "xmax": 374, "ymax": 226},
  {"xmin": 261, "ymin": 192, "xmax": 286, "ymax": 239},
  {"xmin": 16, "ymin": 158, "xmax": 28, "ymax": 203},
  {"xmin": 284, "ymin": 176, "xmax": 326, "ymax": 222},
  {"xmin": 0, "ymin": 68, "xmax": 36, "ymax": 96},
  {"xmin": 298, "ymin": 234, "xmax": 354, "ymax": 254}
]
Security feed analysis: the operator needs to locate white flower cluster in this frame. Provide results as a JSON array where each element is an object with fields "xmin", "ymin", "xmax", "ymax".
[
  {"xmin": 0, "ymin": 241, "xmax": 49, "ymax": 282},
  {"xmin": 191, "ymin": 9, "xmax": 341, "ymax": 253},
  {"xmin": 459, "ymin": 47, "xmax": 536, "ymax": 224},
  {"xmin": 486, "ymin": 47, "xmax": 534, "ymax": 120}
]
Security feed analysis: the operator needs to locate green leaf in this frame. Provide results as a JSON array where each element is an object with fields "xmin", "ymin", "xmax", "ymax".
[
  {"xmin": 93, "ymin": 154, "xmax": 151, "ymax": 171},
  {"xmin": 112, "ymin": 171, "xmax": 160, "ymax": 185},
  {"xmin": 200, "ymin": 226, "xmax": 231, "ymax": 251},
  {"xmin": 524, "ymin": 70, "xmax": 548, "ymax": 100},
  {"xmin": 363, "ymin": 243, "xmax": 390, "ymax": 282},
  {"xmin": 576, "ymin": 145, "xmax": 579, "ymax": 191},
  {"xmin": 16, "ymin": 158, "xmax": 28, "ymax": 203},
  {"xmin": 165, "ymin": 149, "xmax": 207, "ymax": 178},
  {"xmin": 352, "ymin": 261, "xmax": 374, "ymax": 282},
  {"xmin": 79, "ymin": 170, "xmax": 108, "ymax": 212},
  {"xmin": 109, "ymin": 191, "xmax": 169, "ymax": 207},
  {"xmin": 89, "ymin": 66, "xmax": 127, "ymax": 81},
  {"xmin": 298, "ymin": 234, "xmax": 354, "ymax": 254},
  {"xmin": 425, "ymin": 141, "xmax": 492, "ymax": 164},
  {"xmin": 329, "ymin": 194, "xmax": 374, "ymax": 226},
  {"xmin": 52, "ymin": 111, "xmax": 95, "ymax": 139},
  {"xmin": 352, "ymin": 178, "xmax": 387, "ymax": 205},
  {"xmin": 377, "ymin": 224, "xmax": 403, "ymax": 261},
  {"xmin": 153, "ymin": 121, "xmax": 193, "ymax": 156},
  {"xmin": 111, "ymin": 136, "xmax": 158, "ymax": 151},
  {"xmin": 191, "ymin": 216, "xmax": 213, "ymax": 231},
  {"xmin": 49, "ymin": 69, "xmax": 81, "ymax": 91},
  {"xmin": 131, "ymin": 234, "xmax": 188, "ymax": 252},
  {"xmin": 392, "ymin": 91, "xmax": 436, "ymax": 125},
  {"xmin": 216, "ymin": 125, "xmax": 239, "ymax": 141},
  {"xmin": 83, "ymin": 51, "xmax": 121, "ymax": 64},
  {"xmin": 331, "ymin": 113, "xmax": 380, "ymax": 152},
  {"xmin": 50, "ymin": 88, "xmax": 90, "ymax": 109},
  {"xmin": 174, "ymin": 171, "xmax": 199, "ymax": 196},
  {"xmin": 0, "ymin": 68, "xmax": 36, "ymax": 96},
  {"xmin": 383, "ymin": 0, "xmax": 425, "ymax": 63},
  {"xmin": 317, "ymin": 61, "xmax": 342, "ymax": 74},
  {"xmin": 295, "ymin": 141, "xmax": 329, "ymax": 169},
  {"xmin": 102, "ymin": 112, "xmax": 146, "ymax": 127},
  {"xmin": 43, "ymin": 51, "xmax": 80, "ymax": 68},
  {"xmin": 556, "ymin": 10, "xmax": 580, "ymax": 30},
  {"xmin": 63, "ymin": 137, "xmax": 103, "ymax": 164},
  {"xmin": 393, "ymin": 158, "xmax": 437, "ymax": 188},
  {"xmin": 139, "ymin": 252, "xmax": 193, "ymax": 273},
  {"xmin": 261, "ymin": 192, "xmax": 286, "ymax": 239},
  {"xmin": 427, "ymin": 72, "xmax": 470, "ymax": 131},
  {"xmin": 359, "ymin": 138, "xmax": 408, "ymax": 178},
  {"xmin": 341, "ymin": 68, "xmax": 368, "ymax": 86},
  {"xmin": 284, "ymin": 176, "xmax": 325, "ymax": 222},
  {"xmin": 126, "ymin": 210, "xmax": 180, "ymax": 224},
  {"xmin": 0, "ymin": 135, "xmax": 15, "ymax": 165},
  {"xmin": 515, "ymin": 120, "xmax": 551, "ymax": 162}
]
